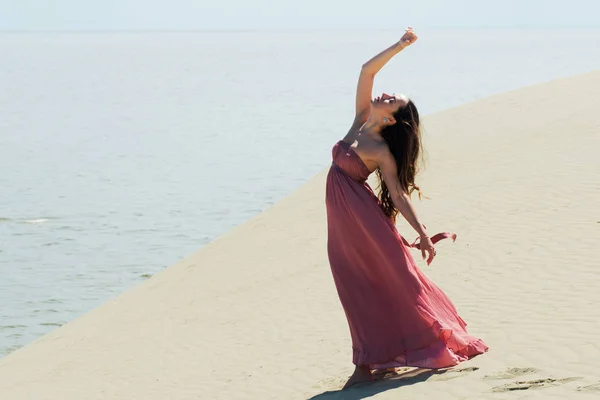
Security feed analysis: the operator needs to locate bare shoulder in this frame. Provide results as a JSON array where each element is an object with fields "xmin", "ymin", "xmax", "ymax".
[
  {"xmin": 372, "ymin": 140, "xmax": 395, "ymax": 167},
  {"xmin": 353, "ymin": 138, "xmax": 393, "ymax": 172}
]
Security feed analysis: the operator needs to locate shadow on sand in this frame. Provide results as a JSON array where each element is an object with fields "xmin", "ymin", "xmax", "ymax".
[{"xmin": 308, "ymin": 367, "xmax": 471, "ymax": 400}]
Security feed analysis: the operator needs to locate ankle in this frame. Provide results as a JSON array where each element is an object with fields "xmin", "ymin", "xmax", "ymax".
[{"xmin": 355, "ymin": 365, "xmax": 371, "ymax": 373}]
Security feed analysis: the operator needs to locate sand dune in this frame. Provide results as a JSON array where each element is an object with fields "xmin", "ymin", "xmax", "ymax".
[{"xmin": 1, "ymin": 70, "xmax": 599, "ymax": 399}]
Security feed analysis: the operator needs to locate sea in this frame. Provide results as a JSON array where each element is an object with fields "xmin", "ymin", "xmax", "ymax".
[{"xmin": 1, "ymin": 28, "xmax": 599, "ymax": 357}]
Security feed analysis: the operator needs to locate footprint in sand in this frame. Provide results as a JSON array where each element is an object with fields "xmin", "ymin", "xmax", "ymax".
[
  {"xmin": 576, "ymin": 382, "xmax": 600, "ymax": 392},
  {"xmin": 312, "ymin": 376, "xmax": 347, "ymax": 390},
  {"xmin": 491, "ymin": 377, "xmax": 582, "ymax": 392},
  {"xmin": 483, "ymin": 367, "xmax": 539, "ymax": 380},
  {"xmin": 429, "ymin": 366, "xmax": 480, "ymax": 381}
]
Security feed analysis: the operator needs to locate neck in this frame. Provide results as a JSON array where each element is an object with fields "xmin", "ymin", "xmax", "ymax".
[{"xmin": 360, "ymin": 114, "xmax": 384, "ymax": 140}]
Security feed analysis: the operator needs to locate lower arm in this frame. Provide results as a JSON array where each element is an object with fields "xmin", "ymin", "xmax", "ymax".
[
  {"xmin": 394, "ymin": 194, "xmax": 428, "ymax": 238},
  {"xmin": 362, "ymin": 41, "xmax": 405, "ymax": 75}
]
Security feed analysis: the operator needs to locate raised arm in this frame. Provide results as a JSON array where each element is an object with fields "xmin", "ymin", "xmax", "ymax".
[
  {"xmin": 354, "ymin": 27, "xmax": 418, "ymax": 124},
  {"xmin": 376, "ymin": 147, "xmax": 436, "ymax": 265}
]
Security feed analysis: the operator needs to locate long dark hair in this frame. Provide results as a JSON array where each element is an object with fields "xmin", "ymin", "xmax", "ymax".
[{"xmin": 375, "ymin": 99, "xmax": 424, "ymax": 222}]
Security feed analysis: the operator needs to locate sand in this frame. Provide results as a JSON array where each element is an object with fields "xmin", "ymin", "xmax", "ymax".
[{"xmin": 1, "ymin": 70, "xmax": 599, "ymax": 399}]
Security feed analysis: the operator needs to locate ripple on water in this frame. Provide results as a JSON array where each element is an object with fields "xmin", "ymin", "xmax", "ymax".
[
  {"xmin": 0, "ymin": 325, "xmax": 28, "ymax": 330},
  {"xmin": 39, "ymin": 322, "xmax": 63, "ymax": 327},
  {"xmin": 0, "ymin": 216, "xmax": 60, "ymax": 224},
  {"xmin": 24, "ymin": 219, "xmax": 49, "ymax": 224}
]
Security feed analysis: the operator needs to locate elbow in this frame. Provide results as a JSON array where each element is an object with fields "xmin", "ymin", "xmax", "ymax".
[
  {"xmin": 395, "ymin": 191, "xmax": 410, "ymax": 202},
  {"xmin": 396, "ymin": 191, "xmax": 414, "ymax": 208},
  {"xmin": 392, "ymin": 192, "xmax": 409, "ymax": 210},
  {"xmin": 360, "ymin": 64, "xmax": 375, "ymax": 77}
]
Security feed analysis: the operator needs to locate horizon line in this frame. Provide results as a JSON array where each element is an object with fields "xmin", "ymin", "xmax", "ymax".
[{"xmin": 1, "ymin": 25, "xmax": 600, "ymax": 34}]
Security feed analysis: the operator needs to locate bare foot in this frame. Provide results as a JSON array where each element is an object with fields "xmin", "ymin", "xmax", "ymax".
[
  {"xmin": 372, "ymin": 367, "xmax": 398, "ymax": 380},
  {"xmin": 342, "ymin": 365, "xmax": 372, "ymax": 390}
]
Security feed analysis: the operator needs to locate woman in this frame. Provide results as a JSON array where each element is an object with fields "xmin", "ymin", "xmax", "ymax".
[{"xmin": 325, "ymin": 27, "xmax": 488, "ymax": 389}]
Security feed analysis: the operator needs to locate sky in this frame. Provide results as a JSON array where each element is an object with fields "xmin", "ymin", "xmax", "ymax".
[{"xmin": 0, "ymin": 0, "xmax": 598, "ymax": 31}]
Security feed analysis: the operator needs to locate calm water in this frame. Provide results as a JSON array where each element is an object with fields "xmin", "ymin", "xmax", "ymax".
[{"xmin": 1, "ymin": 29, "xmax": 599, "ymax": 357}]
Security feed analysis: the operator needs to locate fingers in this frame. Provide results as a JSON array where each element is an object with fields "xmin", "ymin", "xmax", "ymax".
[
  {"xmin": 422, "ymin": 246, "xmax": 435, "ymax": 265},
  {"xmin": 427, "ymin": 249, "xmax": 435, "ymax": 265},
  {"xmin": 401, "ymin": 29, "xmax": 418, "ymax": 46}
]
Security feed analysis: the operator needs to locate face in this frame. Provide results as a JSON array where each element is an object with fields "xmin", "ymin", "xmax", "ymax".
[{"xmin": 371, "ymin": 93, "xmax": 409, "ymax": 114}]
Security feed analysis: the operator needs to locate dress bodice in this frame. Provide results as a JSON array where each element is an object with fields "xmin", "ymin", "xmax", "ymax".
[{"xmin": 331, "ymin": 140, "xmax": 372, "ymax": 183}]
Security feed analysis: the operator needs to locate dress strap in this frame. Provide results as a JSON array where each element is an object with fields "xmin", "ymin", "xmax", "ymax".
[{"xmin": 400, "ymin": 232, "xmax": 457, "ymax": 250}]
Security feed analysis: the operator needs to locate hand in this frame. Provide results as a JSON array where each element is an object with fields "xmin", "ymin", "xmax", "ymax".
[
  {"xmin": 420, "ymin": 236, "xmax": 436, "ymax": 265},
  {"xmin": 399, "ymin": 26, "xmax": 418, "ymax": 49}
]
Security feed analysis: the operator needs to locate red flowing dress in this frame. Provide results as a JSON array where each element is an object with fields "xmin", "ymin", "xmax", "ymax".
[{"xmin": 325, "ymin": 140, "xmax": 488, "ymax": 369}]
